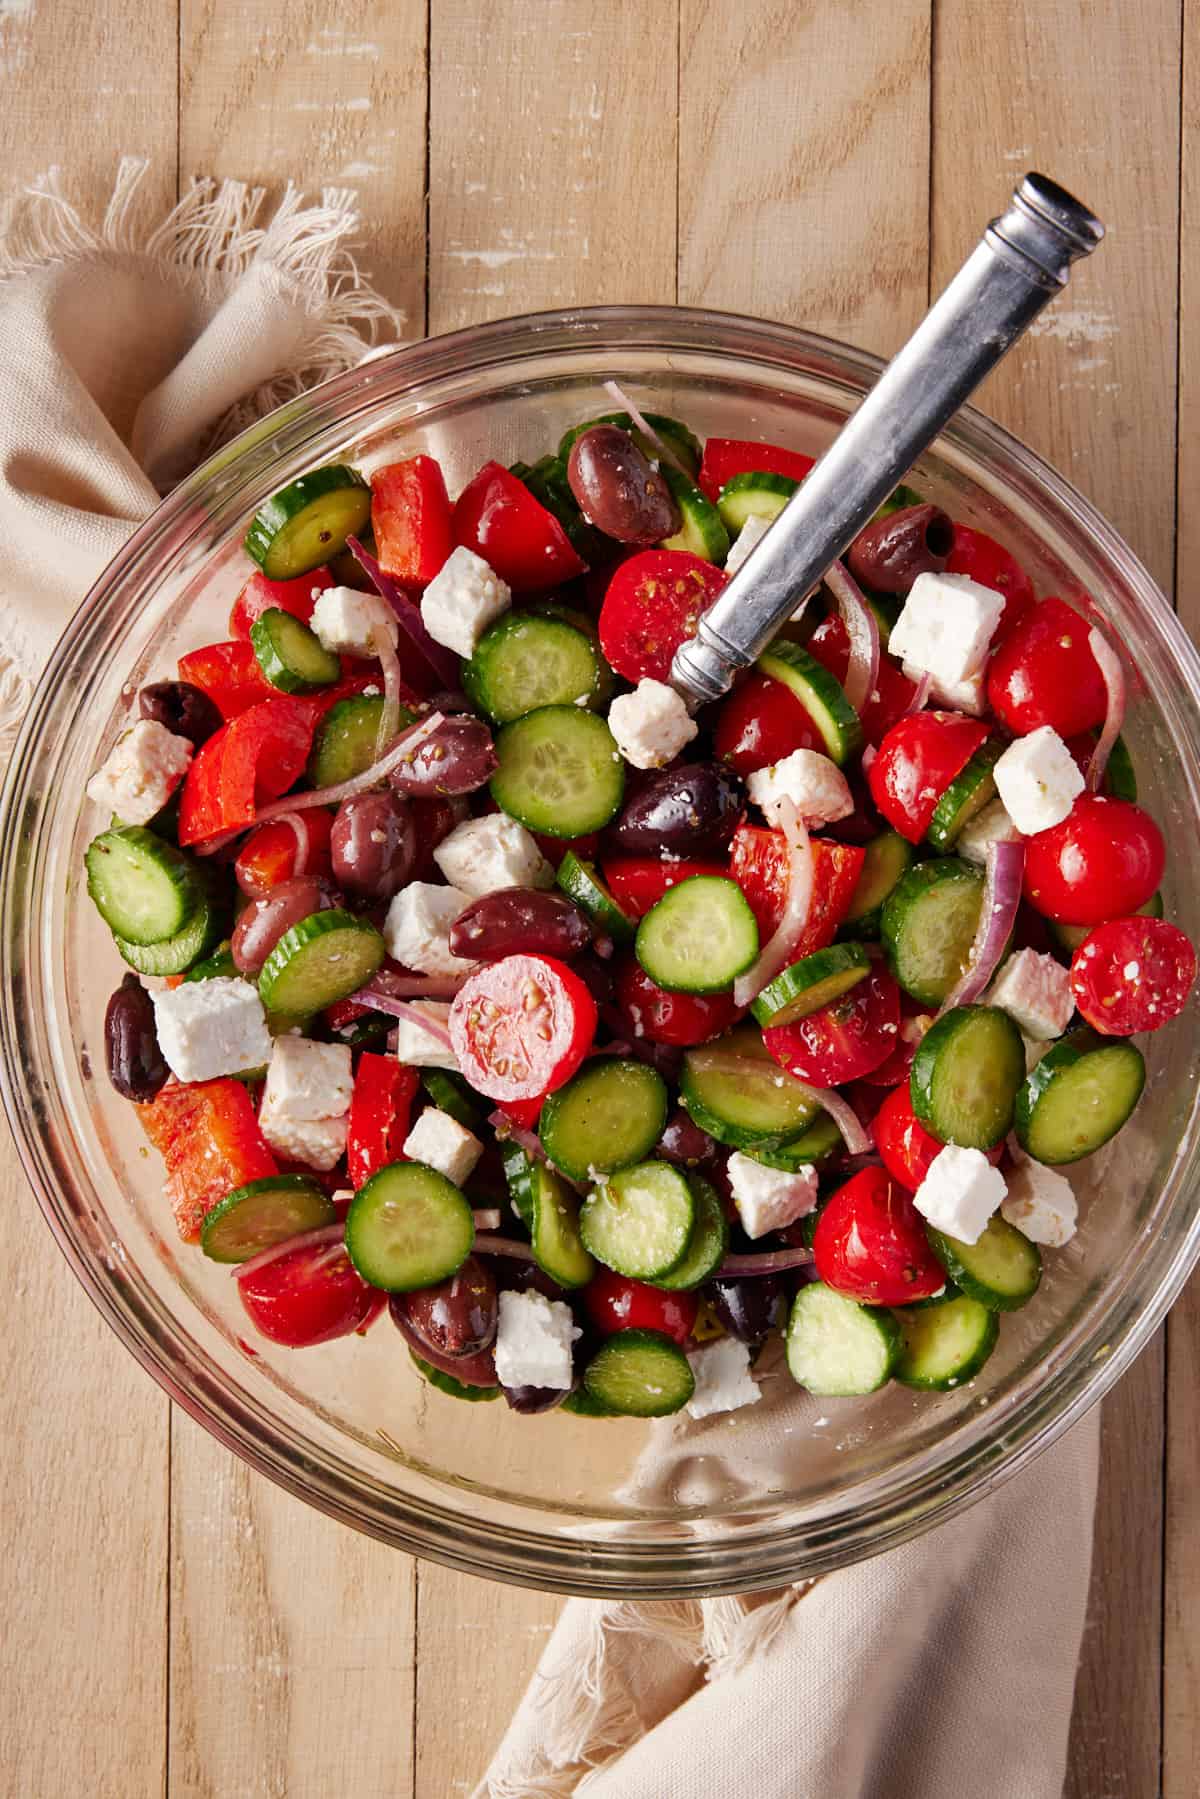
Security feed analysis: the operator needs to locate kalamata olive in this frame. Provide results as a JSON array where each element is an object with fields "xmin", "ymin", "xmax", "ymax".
[
  {"xmin": 566, "ymin": 424, "xmax": 682, "ymax": 546},
  {"xmin": 104, "ymin": 973, "xmax": 168, "ymax": 1102},
  {"xmin": 231, "ymin": 876, "xmax": 331, "ymax": 976},
  {"xmin": 388, "ymin": 715, "xmax": 497, "ymax": 796},
  {"xmin": 391, "ymin": 1255, "xmax": 498, "ymax": 1358},
  {"xmin": 331, "ymin": 790, "xmax": 417, "ymax": 902},
  {"xmin": 845, "ymin": 503, "xmax": 955, "ymax": 594},
  {"xmin": 138, "ymin": 679, "xmax": 223, "ymax": 749},
  {"xmin": 708, "ymin": 1275, "xmax": 785, "ymax": 1346},
  {"xmin": 657, "ymin": 1108, "xmax": 718, "ymax": 1167},
  {"xmin": 501, "ymin": 1382, "xmax": 569, "ymax": 1414},
  {"xmin": 492, "ymin": 1260, "xmax": 567, "ymax": 1302},
  {"xmin": 389, "ymin": 1296, "xmax": 498, "ymax": 1386},
  {"xmin": 608, "ymin": 762, "xmax": 745, "ymax": 858},
  {"xmin": 449, "ymin": 888, "xmax": 591, "ymax": 963}
]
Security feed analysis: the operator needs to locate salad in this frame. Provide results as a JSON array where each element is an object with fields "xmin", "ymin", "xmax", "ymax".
[{"xmin": 84, "ymin": 392, "xmax": 1196, "ymax": 1421}]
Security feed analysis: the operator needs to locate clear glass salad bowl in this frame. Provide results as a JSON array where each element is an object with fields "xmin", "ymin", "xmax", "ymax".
[{"xmin": 4, "ymin": 306, "xmax": 1200, "ymax": 1598}]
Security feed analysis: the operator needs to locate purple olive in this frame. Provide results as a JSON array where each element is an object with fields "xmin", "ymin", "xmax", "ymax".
[
  {"xmin": 708, "ymin": 1275, "xmax": 785, "ymax": 1346},
  {"xmin": 449, "ymin": 888, "xmax": 591, "ymax": 963},
  {"xmin": 491, "ymin": 1260, "xmax": 567, "ymax": 1303},
  {"xmin": 501, "ymin": 1382, "xmax": 569, "ymax": 1414},
  {"xmin": 388, "ymin": 715, "xmax": 497, "ymax": 796},
  {"xmin": 391, "ymin": 1256, "xmax": 498, "ymax": 1358},
  {"xmin": 608, "ymin": 762, "xmax": 745, "ymax": 858},
  {"xmin": 657, "ymin": 1108, "xmax": 718, "ymax": 1168},
  {"xmin": 104, "ymin": 974, "xmax": 168, "ymax": 1101},
  {"xmin": 331, "ymin": 790, "xmax": 417, "ymax": 902},
  {"xmin": 230, "ymin": 876, "xmax": 331, "ymax": 976},
  {"xmin": 846, "ymin": 503, "xmax": 955, "ymax": 594},
  {"xmin": 566, "ymin": 425, "xmax": 681, "ymax": 546},
  {"xmin": 389, "ymin": 1297, "xmax": 498, "ymax": 1387},
  {"xmin": 138, "ymin": 680, "xmax": 223, "ymax": 749}
]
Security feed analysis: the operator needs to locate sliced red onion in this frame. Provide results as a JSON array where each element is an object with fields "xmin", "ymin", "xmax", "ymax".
[
  {"xmin": 715, "ymin": 1246, "xmax": 814, "ymax": 1277},
  {"xmin": 270, "ymin": 810, "xmax": 311, "ymax": 877},
  {"xmin": 903, "ymin": 670, "xmax": 933, "ymax": 716},
  {"xmin": 1085, "ymin": 625, "xmax": 1126, "ymax": 793},
  {"xmin": 487, "ymin": 1109, "xmax": 546, "ymax": 1163},
  {"xmin": 252, "ymin": 710, "xmax": 445, "ymax": 824},
  {"xmin": 823, "ymin": 560, "xmax": 880, "ymax": 715},
  {"xmin": 471, "ymin": 1234, "xmax": 538, "ymax": 1263},
  {"xmin": 374, "ymin": 626, "xmax": 406, "ymax": 757},
  {"xmin": 234, "ymin": 1222, "xmax": 345, "ymax": 1283},
  {"xmin": 602, "ymin": 379, "xmax": 691, "ymax": 477},
  {"xmin": 938, "ymin": 837, "xmax": 1025, "ymax": 1014},
  {"xmin": 861, "ymin": 744, "xmax": 877, "ymax": 776},
  {"xmin": 353, "ymin": 975, "xmax": 468, "ymax": 1008},
  {"xmin": 472, "ymin": 1207, "xmax": 502, "ymax": 1232},
  {"xmin": 347, "ymin": 535, "xmax": 461, "ymax": 690},
  {"xmin": 733, "ymin": 800, "xmax": 813, "ymax": 1007}
]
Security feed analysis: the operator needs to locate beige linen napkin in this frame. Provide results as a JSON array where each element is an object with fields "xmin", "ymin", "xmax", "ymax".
[{"xmin": 0, "ymin": 163, "xmax": 1102, "ymax": 1799}]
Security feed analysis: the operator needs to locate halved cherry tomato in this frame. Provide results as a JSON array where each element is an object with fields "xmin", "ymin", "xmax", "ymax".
[
  {"xmin": 764, "ymin": 963, "xmax": 901, "ymax": 1086},
  {"xmin": 228, "ymin": 567, "xmax": 333, "ymax": 640},
  {"xmin": 583, "ymin": 1268, "xmax": 699, "ymax": 1345},
  {"xmin": 601, "ymin": 855, "xmax": 729, "ymax": 919},
  {"xmin": 234, "ymin": 809, "xmax": 334, "ymax": 898},
  {"xmin": 873, "ymin": 1084, "xmax": 1002, "ymax": 1190},
  {"xmin": 728, "ymin": 823, "xmax": 865, "ymax": 947},
  {"xmin": 944, "ymin": 524, "xmax": 1035, "ymax": 640},
  {"xmin": 178, "ymin": 698, "xmax": 315, "ymax": 845},
  {"xmin": 986, "ymin": 596, "xmax": 1107, "ymax": 738},
  {"xmin": 598, "ymin": 550, "xmax": 727, "ymax": 684},
  {"xmin": 614, "ymin": 955, "xmax": 740, "ymax": 1047},
  {"xmin": 805, "ymin": 614, "xmax": 920, "ymax": 746},
  {"xmin": 449, "ymin": 953, "xmax": 597, "ymax": 1102},
  {"xmin": 238, "ymin": 1238, "xmax": 384, "ymax": 1347},
  {"xmin": 867, "ymin": 711, "xmax": 990, "ymax": 843},
  {"xmin": 1070, "ymin": 916, "xmax": 1196, "ymax": 1035},
  {"xmin": 452, "ymin": 460, "xmax": 585, "ymax": 591},
  {"xmin": 713, "ymin": 669, "xmax": 824, "ymax": 774},
  {"xmin": 812, "ymin": 1166, "xmax": 946, "ymax": 1305},
  {"xmin": 371, "ymin": 455, "xmax": 455, "ymax": 587},
  {"xmin": 856, "ymin": 997, "xmax": 933, "ymax": 1087},
  {"xmin": 346, "ymin": 1054, "xmax": 420, "ymax": 1187},
  {"xmin": 138, "ymin": 1079, "xmax": 278, "ymax": 1242},
  {"xmin": 178, "ymin": 639, "xmax": 276, "ymax": 720},
  {"xmin": 501, "ymin": 1095, "xmax": 545, "ymax": 1131},
  {"xmin": 697, "ymin": 437, "xmax": 816, "ymax": 505},
  {"xmin": 1023, "ymin": 795, "xmax": 1165, "ymax": 925}
]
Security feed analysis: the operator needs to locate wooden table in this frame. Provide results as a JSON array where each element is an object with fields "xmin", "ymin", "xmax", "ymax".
[{"xmin": 2, "ymin": 3, "xmax": 1195, "ymax": 1793}]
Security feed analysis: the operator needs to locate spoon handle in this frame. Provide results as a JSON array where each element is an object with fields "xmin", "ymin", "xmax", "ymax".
[{"xmin": 670, "ymin": 173, "xmax": 1105, "ymax": 708}]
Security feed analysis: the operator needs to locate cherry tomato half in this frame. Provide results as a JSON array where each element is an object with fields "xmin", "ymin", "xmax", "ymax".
[
  {"xmin": 614, "ymin": 955, "xmax": 739, "ymax": 1047},
  {"xmin": 806, "ymin": 613, "xmax": 921, "ymax": 747},
  {"xmin": 813, "ymin": 1166, "xmax": 946, "ymax": 1305},
  {"xmin": 238, "ymin": 1238, "xmax": 384, "ymax": 1347},
  {"xmin": 944, "ymin": 524, "xmax": 1035, "ymax": 641},
  {"xmin": 583, "ymin": 1268, "xmax": 699, "ymax": 1345},
  {"xmin": 727, "ymin": 823, "xmax": 865, "ymax": 946},
  {"xmin": 697, "ymin": 438, "xmax": 816, "ymax": 504},
  {"xmin": 713, "ymin": 669, "xmax": 824, "ymax": 774},
  {"xmin": 986, "ymin": 596, "xmax": 1107, "ymax": 738},
  {"xmin": 764, "ymin": 963, "xmax": 901, "ymax": 1086},
  {"xmin": 867, "ymin": 711, "xmax": 990, "ymax": 844},
  {"xmin": 1023, "ymin": 795, "xmax": 1165, "ymax": 925},
  {"xmin": 598, "ymin": 550, "xmax": 727, "ymax": 684},
  {"xmin": 452, "ymin": 460, "xmax": 585, "ymax": 591},
  {"xmin": 873, "ymin": 1083, "xmax": 1003, "ymax": 1191},
  {"xmin": 229, "ymin": 567, "xmax": 333, "ymax": 639},
  {"xmin": 449, "ymin": 953, "xmax": 597, "ymax": 1102},
  {"xmin": 1070, "ymin": 916, "xmax": 1196, "ymax": 1035}
]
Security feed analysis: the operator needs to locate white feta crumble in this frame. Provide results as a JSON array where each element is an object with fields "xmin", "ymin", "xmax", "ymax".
[
  {"xmin": 726, "ymin": 1152, "xmax": 819, "ymax": 1238},
  {"xmin": 889, "ymin": 570, "xmax": 1006, "ymax": 686},
  {"xmin": 1002, "ymin": 1159, "xmax": 1078, "ymax": 1246},
  {"xmin": 724, "ymin": 512, "xmax": 773, "ymax": 575},
  {"xmin": 747, "ymin": 748, "xmax": 853, "ymax": 829},
  {"xmin": 606, "ymin": 678, "xmax": 698, "ymax": 771},
  {"xmin": 912, "ymin": 1144, "xmax": 1007, "ymax": 1245},
  {"xmin": 309, "ymin": 585, "xmax": 399, "ymax": 658},
  {"xmin": 494, "ymin": 1288, "xmax": 580, "ymax": 1391},
  {"xmin": 432, "ymin": 812, "xmax": 554, "ymax": 899},
  {"xmin": 993, "ymin": 725, "xmax": 1084, "ymax": 835},
  {"xmin": 392, "ymin": 1000, "xmax": 461, "ymax": 1071},
  {"xmin": 986, "ymin": 948, "xmax": 1074, "ymax": 1040},
  {"xmin": 402, "ymin": 1106, "xmax": 482, "ymax": 1186},
  {"xmin": 1023, "ymin": 1035, "xmax": 1052, "ymax": 1073},
  {"xmin": 151, "ymin": 978, "xmax": 273, "ymax": 1085},
  {"xmin": 957, "ymin": 795, "xmax": 1022, "ymax": 867},
  {"xmin": 383, "ymin": 882, "xmax": 475, "ymax": 977},
  {"xmin": 258, "ymin": 1036, "xmax": 353, "ymax": 1171},
  {"xmin": 902, "ymin": 661, "xmax": 988, "ymax": 717},
  {"xmin": 686, "ymin": 1337, "xmax": 763, "ymax": 1420},
  {"xmin": 86, "ymin": 719, "xmax": 193, "ymax": 825},
  {"xmin": 420, "ymin": 545, "xmax": 511, "ymax": 658}
]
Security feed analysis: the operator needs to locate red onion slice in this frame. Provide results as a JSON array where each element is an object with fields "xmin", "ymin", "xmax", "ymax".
[
  {"xmin": 1085, "ymin": 625, "xmax": 1126, "ymax": 793},
  {"xmin": 374, "ymin": 627, "xmax": 406, "ymax": 757},
  {"xmin": 234, "ymin": 1222, "xmax": 346, "ymax": 1283},
  {"xmin": 487, "ymin": 1108, "xmax": 546, "ymax": 1162},
  {"xmin": 347, "ymin": 535, "xmax": 462, "ymax": 690},
  {"xmin": 602, "ymin": 379, "xmax": 691, "ymax": 477},
  {"xmin": 385, "ymin": 999, "xmax": 455, "ymax": 1050},
  {"xmin": 252, "ymin": 710, "xmax": 445, "ymax": 825},
  {"xmin": 938, "ymin": 837, "xmax": 1026, "ymax": 1014},
  {"xmin": 715, "ymin": 1246, "xmax": 814, "ymax": 1277},
  {"xmin": 861, "ymin": 744, "xmax": 877, "ymax": 776},
  {"xmin": 472, "ymin": 1208, "xmax": 502, "ymax": 1232},
  {"xmin": 733, "ymin": 800, "xmax": 813, "ymax": 1007},
  {"xmin": 471, "ymin": 1234, "xmax": 538, "ymax": 1263},
  {"xmin": 903, "ymin": 670, "xmax": 933, "ymax": 716},
  {"xmin": 269, "ymin": 810, "xmax": 312, "ymax": 877},
  {"xmin": 353, "ymin": 975, "xmax": 468, "ymax": 1008},
  {"xmin": 823, "ymin": 560, "xmax": 880, "ymax": 715}
]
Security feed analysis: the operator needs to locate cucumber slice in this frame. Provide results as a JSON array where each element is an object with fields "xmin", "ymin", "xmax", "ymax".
[
  {"xmin": 116, "ymin": 889, "xmax": 227, "ymax": 978},
  {"xmin": 410, "ymin": 1350, "xmax": 500, "ymax": 1401},
  {"xmin": 560, "ymin": 1384, "xmax": 620, "ymax": 1418},
  {"xmin": 1102, "ymin": 734, "xmax": 1137, "ymax": 801},
  {"xmin": 1014, "ymin": 1030, "xmax": 1145, "ymax": 1164},
  {"xmin": 786, "ymin": 1282, "xmax": 901, "ymax": 1397},
  {"xmin": 244, "ymin": 464, "xmax": 371, "ymax": 580},
  {"xmin": 745, "ymin": 1111, "xmax": 844, "ymax": 1170},
  {"xmin": 558, "ymin": 411, "xmax": 703, "ymax": 478},
  {"xmin": 579, "ymin": 1160, "xmax": 695, "ymax": 1280},
  {"xmin": 556, "ymin": 850, "xmax": 638, "ymax": 943},
  {"xmin": 257, "ymin": 909, "xmax": 385, "ymax": 1014},
  {"xmin": 200, "ymin": 1175, "xmax": 335, "ymax": 1264},
  {"xmin": 345, "ymin": 1161, "xmax": 475, "ymax": 1291},
  {"xmin": 86, "ymin": 825, "xmax": 200, "ymax": 946},
  {"xmin": 421, "ymin": 1068, "xmax": 482, "ymax": 1132},
  {"xmin": 750, "ymin": 942, "xmax": 871, "ymax": 1028},
  {"xmin": 1048, "ymin": 888, "xmax": 1162, "ymax": 957},
  {"xmin": 681, "ymin": 1025, "xmax": 820, "ymax": 1149},
  {"xmin": 716, "ymin": 470, "xmax": 799, "ymax": 533},
  {"xmin": 927, "ymin": 1214, "xmax": 1042, "ymax": 1311},
  {"xmin": 659, "ymin": 464, "xmax": 730, "ymax": 563},
  {"xmin": 501, "ymin": 1143, "xmax": 595, "ymax": 1288},
  {"xmin": 910, "ymin": 1004, "xmax": 1025, "ymax": 1150},
  {"xmin": 653, "ymin": 1175, "xmax": 729, "ymax": 1291},
  {"xmin": 182, "ymin": 938, "xmax": 238, "ymax": 982},
  {"xmin": 926, "ymin": 739, "xmax": 1004, "ymax": 851},
  {"xmin": 582, "ymin": 1328, "xmax": 695, "ymax": 1417},
  {"xmin": 538, "ymin": 1058, "xmax": 668, "ymax": 1182},
  {"xmin": 755, "ymin": 640, "xmax": 863, "ymax": 765},
  {"xmin": 462, "ymin": 611, "xmax": 604, "ymax": 723},
  {"xmin": 636, "ymin": 876, "xmax": 759, "ymax": 994},
  {"xmin": 893, "ymin": 1292, "xmax": 999, "ymax": 1390},
  {"xmin": 873, "ymin": 482, "xmax": 925, "ymax": 520},
  {"xmin": 308, "ymin": 694, "xmax": 414, "ymax": 788},
  {"xmin": 250, "ymin": 608, "xmax": 341, "ymax": 694},
  {"xmin": 881, "ymin": 858, "xmax": 985, "ymax": 1006},
  {"xmin": 839, "ymin": 829, "xmax": 914, "ymax": 940},
  {"xmin": 491, "ymin": 706, "xmax": 625, "ymax": 838}
]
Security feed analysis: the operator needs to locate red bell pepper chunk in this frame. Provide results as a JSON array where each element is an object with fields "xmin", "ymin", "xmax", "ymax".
[
  {"xmin": 228, "ymin": 567, "xmax": 334, "ymax": 639},
  {"xmin": 600, "ymin": 857, "xmax": 730, "ymax": 919},
  {"xmin": 139, "ymin": 1078, "xmax": 278, "ymax": 1242},
  {"xmin": 235, "ymin": 809, "xmax": 335, "ymax": 897},
  {"xmin": 178, "ymin": 639, "xmax": 277, "ymax": 720},
  {"xmin": 452, "ymin": 460, "xmax": 586, "ymax": 591},
  {"xmin": 728, "ymin": 823, "xmax": 865, "ymax": 948},
  {"xmin": 697, "ymin": 437, "xmax": 816, "ymax": 504},
  {"xmin": 346, "ymin": 1053, "xmax": 420, "ymax": 1187},
  {"xmin": 178, "ymin": 697, "xmax": 316, "ymax": 845},
  {"xmin": 371, "ymin": 456, "xmax": 455, "ymax": 587}
]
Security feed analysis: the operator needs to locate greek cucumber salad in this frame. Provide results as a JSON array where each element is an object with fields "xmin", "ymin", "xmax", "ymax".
[{"xmin": 85, "ymin": 391, "xmax": 1196, "ymax": 1419}]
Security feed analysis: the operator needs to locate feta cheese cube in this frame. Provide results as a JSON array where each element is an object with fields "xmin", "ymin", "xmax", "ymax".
[
  {"xmin": 260, "ymin": 1109, "xmax": 348, "ymax": 1171},
  {"xmin": 1002, "ymin": 1160, "xmax": 1078, "ymax": 1246},
  {"xmin": 986, "ymin": 948, "xmax": 1074, "ymax": 1040},
  {"xmin": 607, "ymin": 678, "xmax": 698, "ymax": 771},
  {"xmin": 493, "ymin": 1288, "xmax": 580, "ymax": 1391},
  {"xmin": 902, "ymin": 661, "xmax": 988, "ymax": 717},
  {"xmin": 420, "ymin": 545, "xmax": 511, "ymax": 658},
  {"xmin": 383, "ymin": 882, "xmax": 474, "ymax": 977},
  {"xmin": 724, "ymin": 513, "xmax": 773, "ymax": 576},
  {"xmin": 309, "ymin": 585, "xmax": 399, "ymax": 658},
  {"xmin": 686, "ymin": 1337, "xmax": 763, "ymax": 1420},
  {"xmin": 726, "ymin": 1151, "xmax": 819, "ymax": 1239},
  {"xmin": 912, "ymin": 1144, "xmax": 1007, "ymax": 1245},
  {"xmin": 258, "ymin": 1036, "xmax": 353, "ymax": 1171},
  {"xmin": 392, "ymin": 1000, "xmax": 460, "ymax": 1071},
  {"xmin": 889, "ymin": 570, "xmax": 1006, "ymax": 686},
  {"xmin": 86, "ymin": 719, "xmax": 193, "ymax": 825},
  {"xmin": 957, "ymin": 796, "xmax": 1021, "ymax": 867},
  {"xmin": 402, "ymin": 1106, "xmax": 483, "ymax": 1186},
  {"xmin": 151, "ymin": 977, "xmax": 273, "ymax": 1084},
  {"xmin": 432, "ymin": 813, "xmax": 554, "ymax": 899},
  {"xmin": 747, "ymin": 748, "xmax": 853, "ymax": 829},
  {"xmin": 993, "ymin": 726, "xmax": 1084, "ymax": 835}
]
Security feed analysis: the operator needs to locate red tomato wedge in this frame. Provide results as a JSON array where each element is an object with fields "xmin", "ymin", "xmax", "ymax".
[
  {"xmin": 805, "ymin": 614, "xmax": 920, "ymax": 746},
  {"xmin": 178, "ymin": 697, "xmax": 315, "ymax": 845},
  {"xmin": 713, "ymin": 669, "xmax": 824, "ymax": 774},
  {"xmin": 601, "ymin": 856, "xmax": 728, "ymax": 919},
  {"xmin": 584, "ymin": 1269, "xmax": 698, "ymax": 1345},
  {"xmin": 1070, "ymin": 916, "xmax": 1196, "ymax": 1035},
  {"xmin": 229, "ymin": 567, "xmax": 333, "ymax": 640},
  {"xmin": 371, "ymin": 455, "xmax": 455, "ymax": 587},
  {"xmin": 238, "ymin": 1238, "xmax": 384, "ymax": 1347},
  {"xmin": 234, "ymin": 809, "xmax": 334, "ymax": 898},
  {"xmin": 598, "ymin": 550, "xmax": 727, "ymax": 683},
  {"xmin": 698, "ymin": 437, "xmax": 816, "ymax": 504},
  {"xmin": 867, "ymin": 711, "xmax": 990, "ymax": 843},
  {"xmin": 764, "ymin": 963, "xmax": 901, "ymax": 1086},
  {"xmin": 139, "ymin": 1079, "xmax": 278, "ymax": 1242},
  {"xmin": 346, "ymin": 1054, "xmax": 421, "ymax": 1187},
  {"xmin": 813, "ymin": 1166, "xmax": 946, "ymax": 1306},
  {"xmin": 944, "ymin": 524, "xmax": 1035, "ymax": 639},
  {"xmin": 986, "ymin": 596, "xmax": 1108, "ymax": 738},
  {"xmin": 614, "ymin": 955, "xmax": 740, "ymax": 1046},
  {"xmin": 728, "ymin": 823, "xmax": 865, "ymax": 947},
  {"xmin": 178, "ymin": 639, "xmax": 277, "ymax": 720},
  {"xmin": 1022, "ymin": 795, "xmax": 1165, "ymax": 925},
  {"xmin": 452, "ymin": 460, "xmax": 585, "ymax": 591},
  {"xmin": 449, "ymin": 954, "xmax": 597, "ymax": 1102}
]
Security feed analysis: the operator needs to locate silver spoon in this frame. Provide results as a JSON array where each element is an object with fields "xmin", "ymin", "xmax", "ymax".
[{"xmin": 669, "ymin": 173, "xmax": 1105, "ymax": 708}]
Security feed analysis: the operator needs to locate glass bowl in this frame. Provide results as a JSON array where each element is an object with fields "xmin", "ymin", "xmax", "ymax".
[{"xmin": 4, "ymin": 306, "xmax": 1200, "ymax": 1599}]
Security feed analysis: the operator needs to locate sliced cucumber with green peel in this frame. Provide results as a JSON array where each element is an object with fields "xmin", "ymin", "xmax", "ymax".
[
  {"xmin": 893, "ymin": 1292, "xmax": 999, "ymax": 1390},
  {"xmin": 115, "ymin": 886, "xmax": 226, "ymax": 977},
  {"xmin": 250, "ymin": 607, "xmax": 341, "ymax": 694},
  {"xmin": 786, "ymin": 1282, "xmax": 901, "ymax": 1397},
  {"xmin": 1048, "ymin": 888, "xmax": 1161, "ymax": 957},
  {"xmin": 582, "ymin": 1328, "xmax": 694, "ymax": 1417},
  {"xmin": 421, "ymin": 1068, "xmax": 482, "ymax": 1132},
  {"xmin": 502, "ymin": 1143, "xmax": 595, "ymax": 1288},
  {"xmin": 579, "ymin": 1160, "xmax": 695, "ymax": 1280},
  {"xmin": 636, "ymin": 876, "xmax": 759, "ymax": 994},
  {"xmin": 410, "ymin": 1350, "xmax": 500, "ymax": 1401},
  {"xmin": 910, "ymin": 1004, "xmax": 1025, "ymax": 1150},
  {"xmin": 257, "ymin": 909, "xmax": 385, "ymax": 1015},
  {"xmin": 653, "ymin": 1175, "xmax": 729, "ymax": 1291},
  {"xmin": 659, "ymin": 464, "xmax": 730, "ymax": 563},
  {"xmin": 556, "ymin": 850, "xmax": 637, "ymax": 942},
  {"xmin": 346, "ymin": 1161, "xmax": 475, "ymax": 1291},
  {"xmin": 182, "ymin": 938, "xmax": 238, "ymax": 982},
  {"xmin": 1102, "ymin": 734, "xmax": 1137, "ymax": 801},
  {"xmin": 308, "ymin": 694, "xmax": 413, "ymax": 788},
  {"xmin": 201, "ymin": 1175, "xmax": 335, "ymax": 1264},
  {"xmin": 716, "ymin": 470, "xmax": 799, "ymax": 533},
  {"xmin": 681, "ymin": 1025, "xmax": 819, "ymax": 1149},
  {"xmin": 839, "ymin": 829, "xmax": 914, "ymax": 940},
  {"xmin": 560, "ymin": 1384, "xmax": 620, "ymax": 1418},
  {"xmin": 244, "ymin": 464, "xmax": 371, "ymax": 580},
  {"xmin": 872, "ymin": 482, "xmax": 925, "ymax": 520},
  {"xmin": 490, "ymin": 705, "xmax": 625, "ymax": 837},
  {"xmin": 927, "ymin": 1214, "xmax": 1042, "ymax": 1312},
  {"xmin": 746, "ymin": 1112, "xmax": 844, "ymax": 1170},
  {"xmin": 926, "ymin": 739, "xmax": 1004, "ymax": 851},
  {"xmin": 1014, "ymin": 1030, "xmax": 1145, "ymax": 1164},
  {"xmin": 558, "ymin": 411, "xmax": 702, "ymax": 478},
  {"xmin": 755, "ymin": 640, "xmax": 863, "ymax": 765},
  {"xmin": 462, "ymin": 611, "xmax": 606, "ymax": 722},
  {"xmin": 750, "ymin": 942, "xmax": 871, "ymax": 1028},
  {"xmin": 881, "ymin": 858, "xmax": 985, "ymax": 1006},
  {"xmin": 538, "ymin": 1058, "xmax": 668, "ymax": 1182},
  {"xmin": 86, "ymin": 825, "xmax": 201, "ymax": 946}
]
